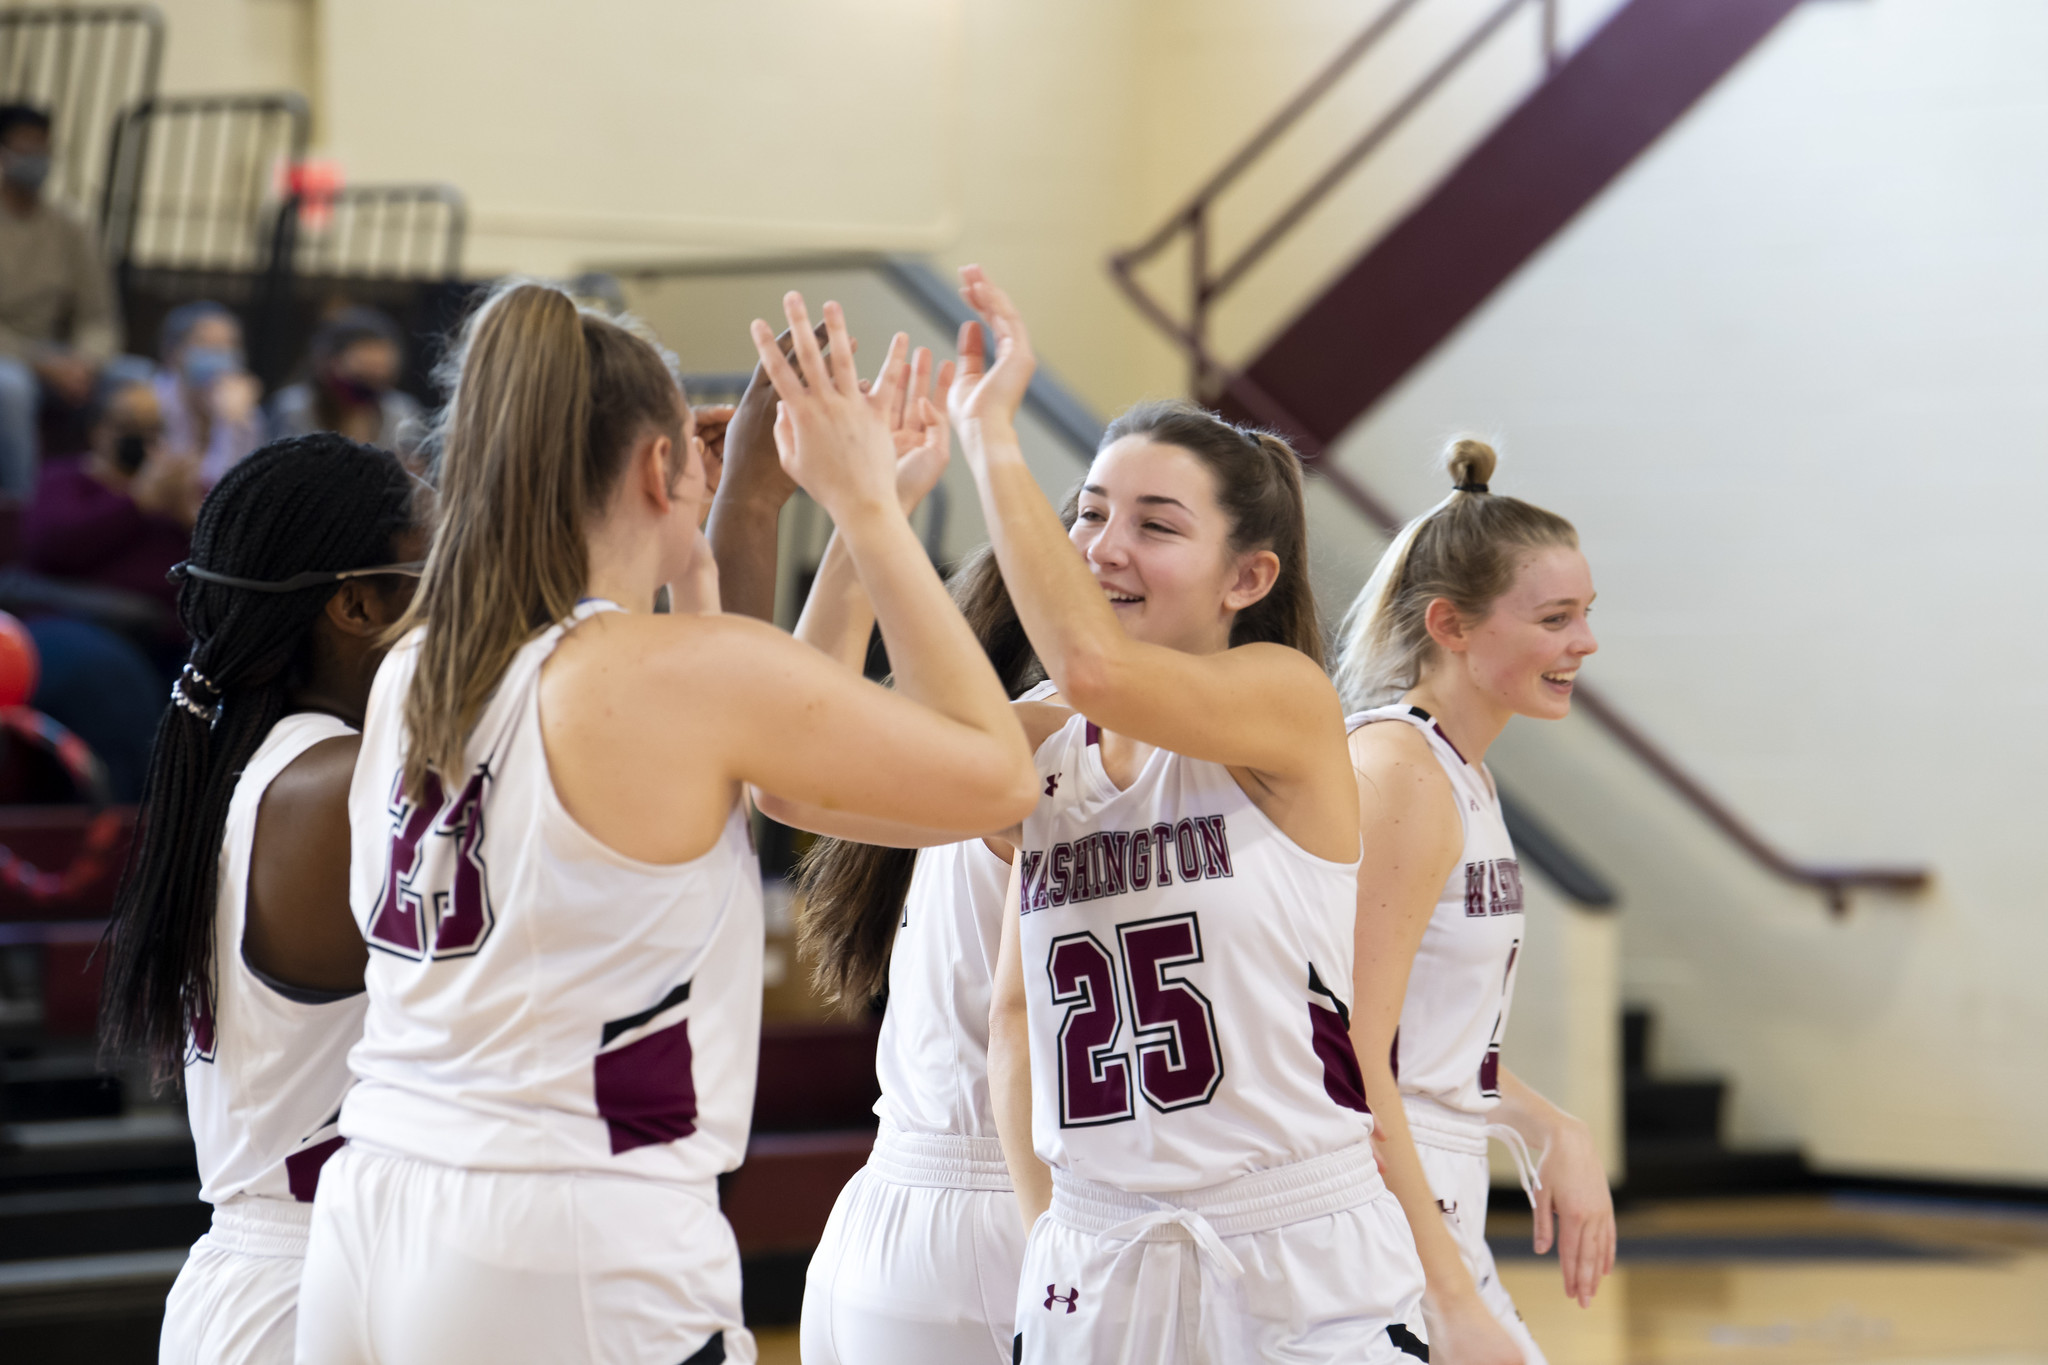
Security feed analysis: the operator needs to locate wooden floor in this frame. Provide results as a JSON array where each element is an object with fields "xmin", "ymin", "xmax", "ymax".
[{"xmin": 754, "ymin": 1194, "xmax": 2048, "ymax": 1364}]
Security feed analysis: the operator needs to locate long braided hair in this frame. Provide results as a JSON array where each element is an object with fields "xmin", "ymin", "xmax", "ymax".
[{"xmin": 98, "ymin": 434, "xmax": 419, "ymax": 1086}]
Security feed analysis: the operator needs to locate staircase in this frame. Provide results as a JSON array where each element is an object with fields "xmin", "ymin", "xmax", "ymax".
[
  {"xmin": 1231, "ymin": 0, "xmax": 1807, "ymax": 443},
  {"xmin": 1621, "ymin": 1006, "xmax": 1807, "ymax": 1198}
]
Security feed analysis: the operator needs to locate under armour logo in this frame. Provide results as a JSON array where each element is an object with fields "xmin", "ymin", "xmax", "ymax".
[
  {"xmin": 1044, "ymin": 1284, "xmax": 1079, "ymax": 1313},
  {"xmin": 1438, "ymin": 1198, "xmax": 1458, "ymax": 1217},
  {"xmin": 1469, "ymin": 799, "xmax": 1480, "ymax": 812},
  {"xmin": 1045, "ymin": 774, "xmax": 1061, "ymax": 797}
]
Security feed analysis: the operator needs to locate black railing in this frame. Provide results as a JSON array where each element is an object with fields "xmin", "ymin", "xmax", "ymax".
[
  {"xmin": 268, "ymin": 184, "xmax": 467, "ymax": 281},
  {"xmin": 0, "ymin": 5, "xmax": 162, "ymax": 218},
  {"xmin": 100, "ymin": 91, "xmax": 310, "ymax": 275}
]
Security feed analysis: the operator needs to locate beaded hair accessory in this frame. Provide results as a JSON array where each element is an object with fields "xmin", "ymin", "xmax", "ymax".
[{"xmin": 170, "ymin": 663, "xmax": 222, "ymax": 724}]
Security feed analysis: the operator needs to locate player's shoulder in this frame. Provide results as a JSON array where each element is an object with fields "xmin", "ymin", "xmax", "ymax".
[
  {"xmin": 1348, "ymin": 719, "xmax": 1456, "ymax": 820},
  {"xmin": 261, "ymin": 732, "xmax": 361, "ymax": 818},
  {"xmin": 1013, "ymin": 698, "xmax": 1074, "ymax": 754},
  {"xmin": 552, "ymin": 609, "xmax": 787, "ymax": 688}
]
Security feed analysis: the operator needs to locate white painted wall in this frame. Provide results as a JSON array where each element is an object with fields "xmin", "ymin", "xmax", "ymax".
[{"xmin": 1329, "ymin": 0, "xmax": 2048, "ymax": 1183}]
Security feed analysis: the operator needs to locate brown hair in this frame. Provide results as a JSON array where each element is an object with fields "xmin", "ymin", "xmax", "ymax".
[
  {"xmin": 1332, "ymin": 438, "xmax": 1578, "ymax": 711},
  {"xmin": 395, "ymin": 280, "xmax": 683, "ymax": 795},
  {"xmin": 792, "ymin": 531, "xmax": 1061, "ymax": 1013},
  {"xmin": 1098, "ymin": 399, "xmax": 1324, "ymax": 667}
]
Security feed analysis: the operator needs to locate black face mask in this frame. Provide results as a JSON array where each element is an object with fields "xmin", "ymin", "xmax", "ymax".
[{"xmin": 115, "ymin": 433, "xmax": 150, "ymax": 475}]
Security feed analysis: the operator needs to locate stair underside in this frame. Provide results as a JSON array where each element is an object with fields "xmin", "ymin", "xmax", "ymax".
[{"xmin": 1230, "ymin": 0, "xmax": 1808, "ymax": 443}]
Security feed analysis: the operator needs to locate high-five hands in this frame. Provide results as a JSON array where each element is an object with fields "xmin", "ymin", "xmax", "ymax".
[
  {"xmin": 747, "ymin": 294, "xmax": 911, "ymax": 523},
  {"xmin": 884, "ymin": 345, "xmax": 954, "ymax": 516},
  {"xmin": 948, "ymin": 265, "xmax": 1037, "ymax": 444}
]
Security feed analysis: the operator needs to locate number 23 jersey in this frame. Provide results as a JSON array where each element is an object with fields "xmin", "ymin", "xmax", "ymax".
[{"xmin": 1016, "ymin": 713, "xmax": 1372, "ymax": 1193}]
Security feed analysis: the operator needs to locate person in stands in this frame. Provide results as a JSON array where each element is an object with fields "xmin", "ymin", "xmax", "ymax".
[
  {"xmin": 24, "ymin": 374, "xmax": 199, "ymax": 622},
  {"xmin": 0, "ymin": 103, "xmax": 121, "ymax": 497},
  {"xmin": 269, "ymin": 307, "xmax": 424, "ymax": 458},
  {"xmin": 156, "ymin": 302, "xmax": 265, "ymax": 488}
]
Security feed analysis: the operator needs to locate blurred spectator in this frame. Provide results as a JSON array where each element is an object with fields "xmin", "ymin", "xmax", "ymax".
[
  {"xmin": 0, "ymin": 103, "xmax": 121, "ymax": 498},
  {"xmin": 156, "ymin": 302, "xmax": 265, "ymax": 487},
  {"xmin": 269, "ymin": 306, "xmax": 423, "ymax": 456},
  {"xmin": 24, "ymin": 374, "xmax": 197, "ymax": 619}
]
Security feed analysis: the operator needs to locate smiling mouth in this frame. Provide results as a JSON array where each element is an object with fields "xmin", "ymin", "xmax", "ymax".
[
  {"xmin": 1103, "ymin": 588, "xmax": 1143, "ymax": 605},
  {"xmin": 1542, "ymin": 671, "xmax": 1576, "ymax": 690}
]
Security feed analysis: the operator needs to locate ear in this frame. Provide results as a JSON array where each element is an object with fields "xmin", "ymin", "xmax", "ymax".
[
  {"xmin": 1423, "ymin": 596, "xmax": 1469, "ymax": 654},
  {"xmin": 636, "ymin": 429, "xmax": 678, "ymax": 512},
  {"xmin": 1222, "ymin": 548, "xmax": 1281, "ymax": 614},
  {"xmin": 323, "ymin": 580, "xmax": 385, "ymax": 639}
]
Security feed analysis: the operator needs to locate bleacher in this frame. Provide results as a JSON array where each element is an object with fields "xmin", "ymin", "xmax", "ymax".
[{"xmin": 0, "ymin": 6, "xmax": 887, "ymax": 1356}]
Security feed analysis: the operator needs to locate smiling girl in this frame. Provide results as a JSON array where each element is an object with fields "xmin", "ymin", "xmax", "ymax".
[
  {"xmin": 1333, "ymin": 439, "xmax": 1616, "ymax": 1365},
  {"xmin": 955, "ymin": 269, "xmax": 1427, "ymax": 1365}
]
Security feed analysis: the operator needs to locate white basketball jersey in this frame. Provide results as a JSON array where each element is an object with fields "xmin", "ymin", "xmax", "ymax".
[
  {"xmin": 186, "ymin": 712, "xmax": 366, "ymax": 1207},
  {"xmin": 1015, "ymin": 714, "xmax": 1371, "ymax": 1193},
  {"xmin": 874, "ymin": 837, "xmax": 1010, "ymax": 1140},
  {"xmin": 343, "ymin": 602, "xmax": 764, "ymax": 1184},
  {"xmin": 874, "ymin": 681, "xmax": 1057, "ymax": 1141},
  {"xmin": 1349, "ymin": 705, "xmax": 1524, "ymax": 1118}
]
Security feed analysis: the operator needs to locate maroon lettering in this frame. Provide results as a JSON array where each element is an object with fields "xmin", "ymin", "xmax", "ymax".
[
  {"xmin": 1174, "ymin": 819, "xmax": 1202, "ymax": 882},
  {"xmin": 1049, "ymin": 843, "xmax": 1072, "ymax": 906},
  {"xmin": 1198, "ymin": 815, "xmax": 1233, "ymax": 879},
  {"xmin": 1048, "ymin": 933, "xmax": 1133, "ymax": 1126},
  {"xmin": 1150, "ymin": 824, "xmax": 1176, "ymax": 886}
]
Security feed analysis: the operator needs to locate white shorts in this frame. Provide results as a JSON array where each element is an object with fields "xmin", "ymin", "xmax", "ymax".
[
  {"xmin": 1014, "ymin": 1142, "xmax": 1427, "ymax": 1365},
  {"xmin": 297, "ymin": 1143, "xmax": 753, "ymax": 1365},
  {"xmin": 801, "ymin": 1126, "xmax": 1024, "ymax": 1365},
  {"xmin": 1407, "ymin": 1102, "xmax": 1548, "ymax": 1365},
  {"xmin": 160, "ymin": 1199, "xmax": 311, "ymax": 1365}
]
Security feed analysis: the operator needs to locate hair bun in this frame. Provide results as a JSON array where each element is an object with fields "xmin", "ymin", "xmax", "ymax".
[{"xmin": 1443, "ymin": 437, "xmax": 1496, "ymax": 493}]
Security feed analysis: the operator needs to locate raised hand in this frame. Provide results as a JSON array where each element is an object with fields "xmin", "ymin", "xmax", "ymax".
[
  {"xmin": 691, "ymin": 403, "xmax": 735, "ymax": 500},
  {"xmin": 889, "ymin": 347, "xmax": 953, "ymax": 515},
  {"xmin": 747, "ymin": 294, "xmax": 904, "ymax": 523},
  {"xmin": 948, "ymin": 264, "xmax": 1037, "ymax": 439}
]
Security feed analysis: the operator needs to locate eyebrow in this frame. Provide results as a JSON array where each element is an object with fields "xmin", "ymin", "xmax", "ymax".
[{"xmin": 1081, "ymin": 483, "xmax": 1194, "ymax": 514}]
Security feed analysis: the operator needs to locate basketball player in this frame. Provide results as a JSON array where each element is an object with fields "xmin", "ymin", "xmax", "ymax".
[
  {"xmin": 761, "ymin": 267, "xmax": 1428, "ymax": 1364},
  {"xmin": 1333, "ymin": 439, "xmax": 1617, "ymax": 1365},
  {"xmin": 788, "ymin": 349, "xmax": 1073, "ymax": 1364},
  {"xmin": 95, "ymin": 435, "xmax": 423, "ymax": 1365},
  {"xmin": 293, "ymin": 284, "xmax": 1039, "ymax": 1365}
]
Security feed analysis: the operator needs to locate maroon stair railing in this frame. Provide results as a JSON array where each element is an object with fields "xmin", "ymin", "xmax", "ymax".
[{"xmin": 1109, "ymin": 0, "xmax": 1926, "ymax": 914}]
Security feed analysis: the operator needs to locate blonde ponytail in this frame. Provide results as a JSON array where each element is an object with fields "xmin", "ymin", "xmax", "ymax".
[{"xmin": 395, "ymin": 281, "xmax": 683, "ymax": 796}]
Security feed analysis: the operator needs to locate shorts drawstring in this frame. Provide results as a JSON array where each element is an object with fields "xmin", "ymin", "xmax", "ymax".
[
  {"xmin": 1482, "ymin": 1122, "xmax": 1546, "ymax": 1208},
  {"xmin": 1098, "ymin": 1207, "xmax": 1246, "ymax": 1278}
]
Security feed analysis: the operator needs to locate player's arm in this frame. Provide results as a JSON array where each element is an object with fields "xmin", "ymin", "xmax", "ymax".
[
  {"xmin": 948, "ymin": 267, "xmax": 1347, "ymax": 785},
  {"xmin": 244, "ymin": 734, "xmax": 368, "ymax": 993},
  {"xmin": 990, "ymin": 855, "xmax": 1051, "ymax": 1227},
  {"xmin": 752, "ymin": 700, "xmax": 1069, "ymax": 848},
  {"xmin": 1493, "ymin": 1067, "xmax": 1615, "ymax": 1306},
  {"xmin": 1349, "ymin": 722, "xmax": 1526, "ymax": 1365},
  {"xmin": 704, "ymin": 328, "xmax": 805, "ymax": 624}
]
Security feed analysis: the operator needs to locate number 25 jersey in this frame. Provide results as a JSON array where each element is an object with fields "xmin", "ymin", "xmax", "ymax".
[{"xmin": 1016, "ymin": 713, "xmax": 1372, "ymax": 1193}]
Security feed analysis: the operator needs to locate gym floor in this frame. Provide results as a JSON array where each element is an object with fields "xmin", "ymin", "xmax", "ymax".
[{"xmin": 754, "ymin": 1194, "xmax": 2048, "ymax": 1364}]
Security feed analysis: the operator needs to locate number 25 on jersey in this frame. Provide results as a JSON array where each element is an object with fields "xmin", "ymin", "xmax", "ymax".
[{"xmin": 1048, "ymin": 912, "xmax": 1224, "ymax": 1127}]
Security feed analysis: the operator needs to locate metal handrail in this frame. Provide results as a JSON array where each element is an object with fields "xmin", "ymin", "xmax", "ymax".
[
  {"xmin": 1110, "ymin": 0, "xmax": 1559, "ymax": 398},
  {"xmin": 1106, "ymin": 0, "xmax": 1929, "ymax": 914}
]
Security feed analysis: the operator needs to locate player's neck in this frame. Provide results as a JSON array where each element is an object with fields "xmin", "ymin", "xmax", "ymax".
[
  {"xmin": 580, "ymin": 528, "xmax": 661, "ymax": 614},
  {"xmin": 1403, "ymin": 675, "xmax": 1510, "ymax": 768}
]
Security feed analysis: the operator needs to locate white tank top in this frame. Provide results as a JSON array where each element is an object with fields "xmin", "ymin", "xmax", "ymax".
[
  {"xmin": 1015, "ymin": 713, "xmax": 1371, "ymax": 1192},
  {"xmin": 873, "ymin": 683, "xmax": 1058, "ymax": 1141},
  {"xmin": 343, "ymin": 602, "xmax": 764, "ymax": 1184},
  {"xmin": 1348, "ymin": 705, "xmax": 1524, "ymax": 1118},
  {"xmin": 185, "ymin": 711, "xmax": 366, "ymax": 1208}
]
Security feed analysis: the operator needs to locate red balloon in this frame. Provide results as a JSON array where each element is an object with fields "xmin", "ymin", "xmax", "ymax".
[{"xmin": 0, "ymin": 611, "xmax": 40, "ymax": 708}]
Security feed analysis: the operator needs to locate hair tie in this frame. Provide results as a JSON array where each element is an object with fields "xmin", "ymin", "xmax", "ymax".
[
  {"xmin": 171, "ymin": 664, "xmax": 222, "ymax": 724},
  {"xmin": 1454, "ymin": 482, "xmax": 1489, "ymax": 494}
]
